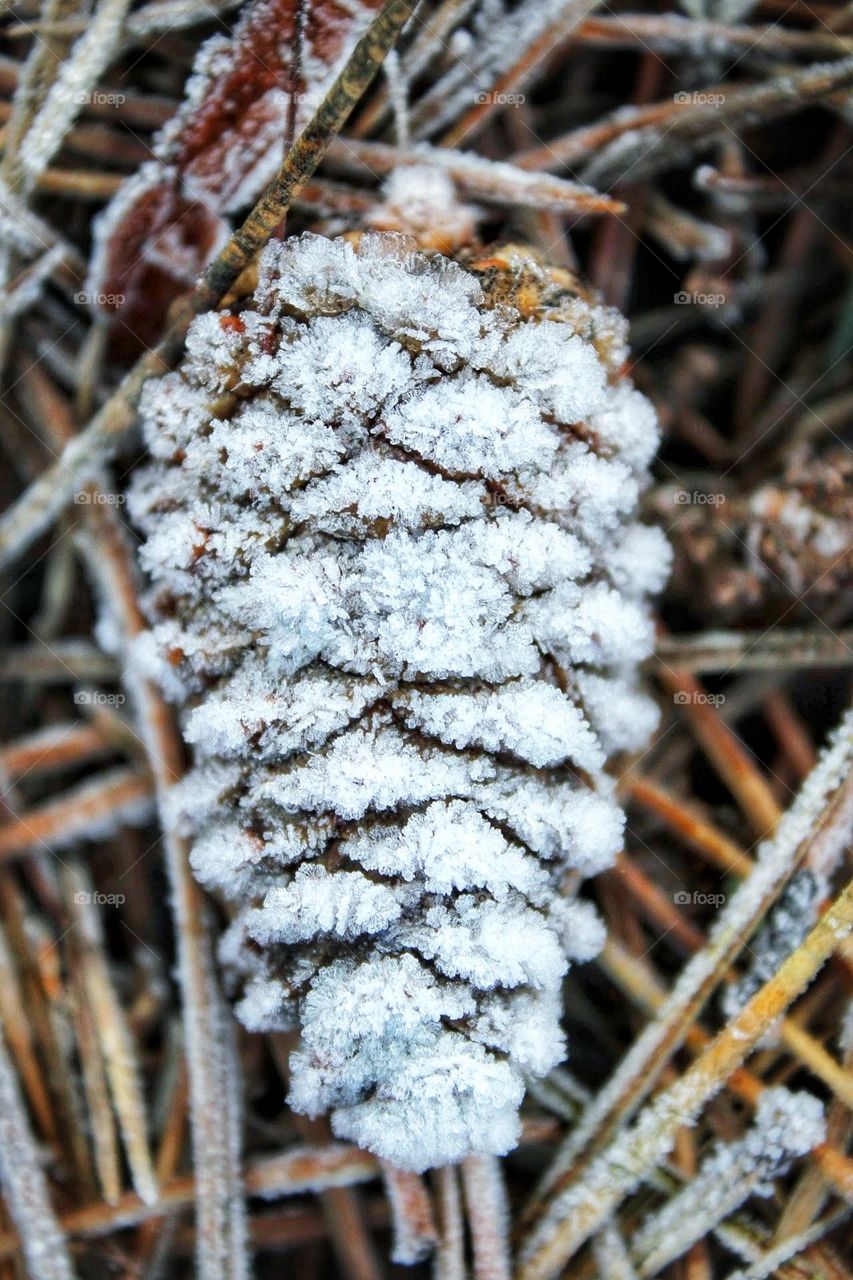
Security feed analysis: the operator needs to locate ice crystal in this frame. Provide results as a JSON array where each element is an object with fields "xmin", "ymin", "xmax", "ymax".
[{"xmin": 131, "ymin": 230, "xmax": 665, "ymax": 1171}]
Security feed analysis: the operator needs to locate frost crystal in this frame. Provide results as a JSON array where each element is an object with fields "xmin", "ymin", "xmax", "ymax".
[{"xmin": 131, "ymin": 231, "xmax": 666, "ymax": 1171}]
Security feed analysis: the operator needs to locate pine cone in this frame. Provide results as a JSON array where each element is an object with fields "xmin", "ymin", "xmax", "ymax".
[{"xmin": 129, "ymin": 231, "xmax": 668, "ymax": 1171}]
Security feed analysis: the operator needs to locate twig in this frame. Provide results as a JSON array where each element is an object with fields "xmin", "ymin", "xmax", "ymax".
[
  {"xmin": 0, "ymin": 920, "xmax": 56, "ymax": 1142},
  {"xmin": 627, "ymin": 778, "xmax": 754, "ymax": 877},
  {"xmin": 326, "ymin": 136, "xmax": 625, "ymax": 214},
  {"xmin": 0, "ymin": 723, "xmax": 114, "ymax": 781},
  {"xmin": 574, "ymin": 13, "xmax": 853, "ymax": 58},
  {"xmin": 65, "ymin": 928, "xmax": 123, "ymax": 1207},
  {"xmin": 14, "ymin": 0, "xmax": 132, "ymax": 194},
  {"xmin": 592, "ymin": 1222, "xmax": 640, "ymax": 1280},
  {"xmin": 653, "ymin": 628, "xmax": 853, "ymax": 673},
  {"xmin": 723, "ymin": 1210, "xmax": 852, "ymax": 1280},
  {"xmin": 658, "ymin": 667, "xmax": 782, "ymax": 839},
  {"xmin": 0, "ymin": 767, "xmax": 153, "ymax": 859},
  {"xmin": 0, "ymin": 643, "xmax": 118, "ymax": 683},
  {"xmin": 0, "ymin": 1024, "xmax": 76, "ymax": 1280},
  {"xmin": 597, "ymin": 934, "xmax": 853, "ymax": 1198},
  {"xmin": 0, "ymin": 1145, "xmax": 380, "ymax": 1260},
  {"xmin": 517, "ymin": 58, "xmax": 853, "ymax": 178},
  {"xmin": 462, "ymin": 1155, "xmax": 511, "ymax": 1280},
  {"xmin": 63, "ymin": 862, "xmax": 158, "ymax": 1205},
  {"xmin": 434, "ymin": 1165, "xmax": 467, "ymax": 1280},
  {"xmin": 382, "ymin": 1162, "xmax": 438, "ymax": 1264}
]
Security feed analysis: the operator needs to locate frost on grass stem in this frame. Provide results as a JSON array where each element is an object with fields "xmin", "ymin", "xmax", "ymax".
[
  {"xmin": 129, "ymin": 230, "xmax": 667, "ymax": 1172},
  {"xmin": 633, "ymin": 1087, "xmax": 825, "ymax": 1275}
]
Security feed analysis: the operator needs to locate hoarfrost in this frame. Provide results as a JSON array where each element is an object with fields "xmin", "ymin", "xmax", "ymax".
[{"xmin": 131, "ymin": 231, "xmax": 665, "ymax": 1170}]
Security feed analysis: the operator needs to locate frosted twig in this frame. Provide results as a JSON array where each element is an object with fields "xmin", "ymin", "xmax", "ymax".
[
  {"xmin": 326, "ymin": 137, "xmax": 625, "ymax": 214},
  {"xmin": 722, "ymin": 1209, "xmax": 851, "ymax": 1280},
  {"xmin": 132, "ymin": 1045, "xmax": 186, "ymax": 1259},
  {"xmin": 354, "ymin": 0, "xmax": 480, "ymax": 135},
  {"xmin": 434, "ymin": 1165, "xmax": 466, "ymax": 1280},
  {"xmin": 0, "ymin": 643, "xmax": 118, "ymax": 683},
  {"xmin": 597, "ymin": 934, "xmax": 853, "ymax": 1201},
  {"xmin": 442, "ymin": 0, "xmax": 603, "ymax": 148},
  {"xmin": 0, "ymin": 0, "xmax": 81, "ymax": 369},
  {"xmin": 632, "ymin": 1088, "xmax": 825, "ymax": 1276},
  {"xmin": 517, "ymin": 58, "xmax": 853, "ymax": 176},
  {"xmin": 0, "ymin": 183, "xmax": 81, "ymax": 268},
  {"xmin": 0, "ymin": 921, "xmax": 56, "ymax": 1142},
  {"xmin": 1, "ymin": 886, "xmax": 99, "ymax": 1199},
  {"xmin": 722, "ymin": 871, "xmax": 831, "ymax": 1024},
  {"xmin": 18, "ymin": 0, "xmax": 132, "ymax": 191},
  {"xmin": 124, "ymin": 0, "xmax": 242, "ymax": 38},
  {"xmin": 518, "ymin": 871, "xmax": 853, "ymax": 1277},
  {"xmin": 774, "ymin": 1030, "xmax": 853, "ymax": 1240},
  {"xmin": 592, "ymin": 1222, "xmax": 639, "ymax": 1280},
  {"xmin": 0, "ymin": 1144, "xmax": 379, "ymax": 1259},
  {"xmin": 523, "ymin": 708, "xmax": 853, "ymax": 1228},
  {"xmin": 23, "ymin": 352, "xmax": 249, "ymax": 1277},
  {"xmin": 408, "ymin": 0, "xmax": 599, "ymax": 142},
  {"xmin": 610, "ymin": 854, "xmax": 852, "ymax": 1103},
  {"xmin": 384, "ymin": 49, "xmax": 411, "ymax": 145},
  {"xmin": 645, "ymin": 191, "xmax": 733, "ymax": 262},
  {"xmin": 63, "ymin": 863, "xmax": 158, "ymax": 1205},
  {"xmin": 66, "ymin": 940, "xmax": 122, "ymax": 1206},
  {"xmin": 525, "ymin": 1068, "xmax": 589, "ymax": 1123},
  {"xmin": 382, "ymin": 1163, "xmax": 438, "ymax": 1264},
  {"xmin": 462, "ymin": 1155, "xmax": 511, "ymax": 1280},
  {"xmin": 0, "ymin": 244, "xmax": 67, "ymax": 321},
  {"xmin": 574, "ymin": 12, "xmax": 853, "ymax": 58},
  {"xmin": 0, "ymin": 0, "xmax": 80, "ymax": 194},
  {"xmin": 653, "ymin": 627, "xmax": 853, "ymax": 672},
  {"xmin": 0, "ymin": 0, "xmax": 417, "ymax": 572},
  {"xmin": 582, "ymin": 57, "xmax": 853, "ymax": 188},
  {"xmin": 0, "ymin": 1025, "xmax": 76, "ymax": 1279},
  {"xmin": 0, "ymin": 767, "xmax": 153, "ymax": 859},
  {"xmin": 0, "ymin": 723, "xmax": 114, "ymax": 782}
]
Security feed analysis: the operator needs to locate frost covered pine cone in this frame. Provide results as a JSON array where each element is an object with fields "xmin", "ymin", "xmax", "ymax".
[{"xmin": 128, "ymin": 229, "xmax": 669, "ymax": 1171}]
